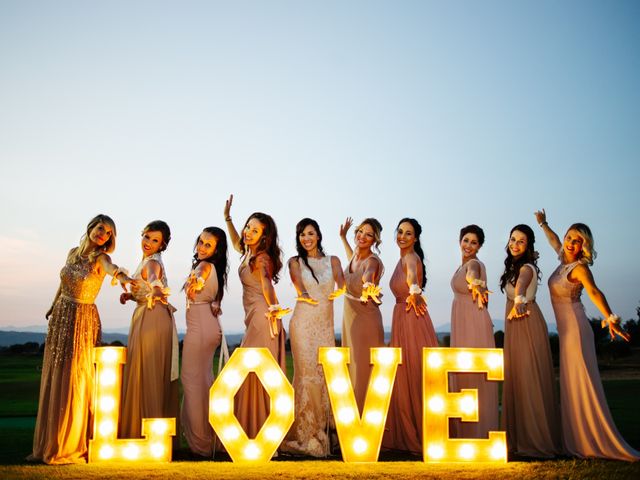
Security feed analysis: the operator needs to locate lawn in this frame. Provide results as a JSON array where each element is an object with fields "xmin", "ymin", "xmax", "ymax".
[{"xmin": 1, "ymin": 354, "xmax": 639, "ymax": 479}]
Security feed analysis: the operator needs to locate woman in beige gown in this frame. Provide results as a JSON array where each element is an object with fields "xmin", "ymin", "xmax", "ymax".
[
  {"xmin": 223, "ymin": 195, "xmax": 289, "ymax": 439},
  {"xmin": 29, "ymin": 214, "xmax": 131, "ymax": 464},
  {"xmin": 282, "ymin": 218, "xmax": 346, "ymax": 457},
  {"xmin": 383, "ymin": 218, "xmax": 438, "ymax": 455},
  {"xmin": 338, "ymin": 217, "xmax": 385, "ymax": 412},
  {"xmin": 120, "ymin": 221, "xmax": 179, "ymax": 441},
  {"xmin": 450, "ymin": 224, "xmax": 499, "ymax": 438},
  {"xmin": 181, "ymin": 227, "xmax": 228, "ymax": 457},
  {"xmin": 535, "ymin": 210, "xmax": 638, "ymax": 461},
  {"xmin": 500, "ymin": 224, "xmax": 560, "ymax": 458}
]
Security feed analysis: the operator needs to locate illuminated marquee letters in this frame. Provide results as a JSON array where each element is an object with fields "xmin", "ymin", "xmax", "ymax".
[
  {"xmin": 423, "ymin": 347, "xmax": 506, "ymax": 463},
  {"xmin": 319, "ymin": 347, "xmax": 401, "ymax": 462},
  {"xmin": 208, "ymin": 348, "xmax": 295, "ymax": 462},
  {"xmin": 89, "ymin": 347, "xmax": 176, "ymax": 462}
]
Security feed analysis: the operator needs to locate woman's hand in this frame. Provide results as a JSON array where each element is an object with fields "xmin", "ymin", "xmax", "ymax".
[
  {"xmin": 296, "ymin": 292, "xmax": 319, "ymax": 305},
  {"xmin": 360, "ymin": 282, "xmax": 382, "ymax": 304},
  {"xmin": 607, "ymin": 322, "xmax": 630, "ymax": 342},
  {"xmin": 534, "ymin": 209, "xmax": 547, "ymax": 226},
  {"xmin": 470, "ymin": 283, "xmax": 490, "ymax": 309},
  {"xmin": 224, "ymin": 194, "xmax": 233, "ymax": 219},
  {"xmin": 328, "ymin": 285, "xmax": 346, "ymax": 301},
  {"xmin": 45, "ymin": 306, "xmax": 53, "ymax": 321},
  {"xmin": 120, "ymin": 292, "xmax": 133, "ymax": 305},
  {"xmin": 339, "ymin": 217, "xmax": 353, "ymax": 238},
  {"xmin": 507, "ymin": 303, "xmax": 530, "ymax": 320},
  {"xmin": 406, "ymin": 293, "xmax": 427, "ymax": 316}
]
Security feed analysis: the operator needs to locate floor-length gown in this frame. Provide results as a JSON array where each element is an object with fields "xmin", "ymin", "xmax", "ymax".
[
  {"xmin": 29, "ymin": 252, "xmax": 107, "ymax": 464},
  {"xmin": 450, "ymin": 259, "xmax": 499, "ymax": 438},
  {"xmin": 234, "ymin": 253, "xmax": 287, "ymax": 439},
  {"xmin": 342, "ymin": 254, "xmax": 384, "ymax": 412},
  {"xmin": 502, "ymin": 264, "xmax": 560, "ymax": 458},
  {"xmin": 382, "ymin": 258, "xmax": 438, "ymax": 455},
  {"xmin": 549, "ymin": 261, "xmax": 639, "ymax": 461},
  {"xmin": 120, "ymin": 253, "xmax": 179, "ymax": 440},
  {"xmin": 181, "ymin": 262, "xmax": 222, "ymax": 456},
  {"xmin": 282, "ymin": 256, "xmax": 336, "ymax": 457}
]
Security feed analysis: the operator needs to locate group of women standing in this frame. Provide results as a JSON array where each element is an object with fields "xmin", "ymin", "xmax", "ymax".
[{"xmin": 29, "ymin": 200, "xmax": 638, "ymax": 464}]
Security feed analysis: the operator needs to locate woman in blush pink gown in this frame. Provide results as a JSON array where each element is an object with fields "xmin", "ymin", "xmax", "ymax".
[
  {"xmin": 223, "ymin": 195, "xmax": 290, "ymax": 440},
  {"xmin": 181, "ymin": 227, "xmax": 228, "ymax": 458},
  {"xmin": 29, "ymin": 215, "xmax": 132, "ymax": 464},
  {"xmin": 449, "ymin": 224, "xmax": 499, "ymax": 438},
  {"xmin": 500, "ymin": 224, "xmax": 560, "ymax": 458},
  {"xmin": 535, "ymin": 209, "xmax": 638, "ymax": 461},
  {"xmin": 120, "ymin": 221, "xmax": 179, "ymax": 441},
  {"xmin": 382, "ymin": 218, "xmax": 438, "ymax": 455},
  {"xmin": 338, "ymin": 217, "xmax": 385, "ymax": 412},
  {"xmin": 282, "ymin": 218, "xmax": 346, "ymax": 457}
]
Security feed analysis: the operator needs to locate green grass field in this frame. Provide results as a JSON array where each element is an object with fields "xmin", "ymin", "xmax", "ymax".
[{"xmin": 1, "ymin": 354, "xmax": 639, "ymax": 479}]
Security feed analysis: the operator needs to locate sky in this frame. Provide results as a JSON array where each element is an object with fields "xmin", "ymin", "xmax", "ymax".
[{"xmin": 1, "ymin": 0, "xmax": 639, "ymax": 335}]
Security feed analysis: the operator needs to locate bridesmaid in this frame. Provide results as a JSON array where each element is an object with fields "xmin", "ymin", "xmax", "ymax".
[
  {"xmin": 282, "ymin": 218, "xmax": 346, "ymax": 457},
  {"xmin": 449, "ymin": 224, "xmax": 499, "ymax": 438},
  {"xmin": 338, "ymin": 217, "xmax": 385, "ymax": 412},
  {"xmin": 499, "ymin": 224, "xmax": 560, "ymax": 458},
  {"xmin": 223, "ymin": 195, "xmax": 290, "ymax": 439},
  {"xmin": 382, "ymin": 218, "xmax": 438, "ymax": 455},
  {"xmin": 181, "ymin": 227, "xmax": 228, "ymax": 458},
  {"xmin": 29, "ymin": 214, "xmax": 132, "ymax": 464},
  {"xmin": 120, "ymin": 220, "xmax": 179, "ymax": 440},
  {"xmin": 535, "ymin": 209, "xmax": 638, "ymax": 461}
]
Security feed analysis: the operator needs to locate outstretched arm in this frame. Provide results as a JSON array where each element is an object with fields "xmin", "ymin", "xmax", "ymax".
[
  {"xmin": 328, "ymin": 255, "xmax": 346, "ymax": 300},
  {"xmin": 289, "ymin": 257, "xmax": 318, "ymax": 304},
  {"xmin": 507, "ymin": 265, "xmax": 534, "ymax": 320},
  {"xmin": 534, "ymin": 209, "xmax": 562, "ymax": 255},
  {"xmin": 572, "ymin": 264, "xmax": 629, "ymax": 341},
  {"xmin": 96, "ymin": 253, "xmax": 133, "ymax": 291},
  {"xmin": 224, "ymin": 194, "xmax": 243, "ymax": 253},
  {"xmin": 465, "ymin": 260, "xmax": 490, "ymax": 309},
  {"xmin": 339, "ymin": 217, "xmax": 354, "ymax": 261},
  {"xmin": 404, "ymin": 253, "xmax": 427, "ymax": 316}
]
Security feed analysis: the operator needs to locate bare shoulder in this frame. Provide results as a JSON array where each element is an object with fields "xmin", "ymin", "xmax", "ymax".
[{"xmin": 330, "ymin": 255, "xmax": 343, "ymax": 269}]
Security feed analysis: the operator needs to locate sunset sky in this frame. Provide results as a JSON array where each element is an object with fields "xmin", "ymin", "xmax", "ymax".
[{"xmin": 1, "ymin": 1, "xmax": 639, "ymax": 335}]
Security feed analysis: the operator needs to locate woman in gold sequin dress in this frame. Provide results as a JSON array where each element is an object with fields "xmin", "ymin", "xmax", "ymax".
[{"xmin": 29, "ymin": 214, "xmax": 132, "ymax": 464}]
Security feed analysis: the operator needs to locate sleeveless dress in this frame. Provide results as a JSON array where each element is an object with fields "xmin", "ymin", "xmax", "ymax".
[
  {"xmin": 502, "ymin": 264, "xmax": 560, "ymax": 457},
  {"xmin": 120, "ymin": 253, "xmax": 179, "ymax": 440},
  {"xmin": 449, "ymin": 258, "xmax": 499, "ymax": 438},
  {"xmin": 29, "ymin": 253, "xmax": 107, "ymax": 464},
  {"xmin": 282, "ymin": 256, "xmax": 336, "ymax": 457},
  {"xmin": 549, "ymin": 261, "xmax": 639, "ymax": 461},
  {"xmin": 342, "ymin": 254, "xmax": 385, "ymax": 412},
  {"xmin": 382, "ymin": 257, "xmax": 438, "ymax": 455},
  {"xmin": 234, "ymin": 253, "xmax": 287, "ymax": 439},
  {"xmin": 181, "ymin": 262, "xmax": 222, "ymax": 456}
]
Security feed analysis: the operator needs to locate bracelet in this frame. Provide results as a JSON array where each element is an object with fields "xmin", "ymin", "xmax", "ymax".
[
  {"xmin": 268, "ymin": 304, "xmax": 281, "ymax": 313},
  {"xmin": 468, "ymin": 278, "xmax": 486, "ymax": 288},
  {"xmin": 514, "ymin": 295, "xmax": 527, "ymax": 305},
  {"xmin": 300, "ymin": 291, "xmax": 308, "ymax": 295},
  {"xmin": 606, "ymin": 314, "xmax": 620, "ymax": 325},
  {"xmin": 539, "ymin": 221, "xmax": 548, "ymax": 227},
  {"xmin": 363, "ymin": 282, "xmax": 376, "ymax": 289},
  {"xmin": 225, "ymin": 216, "xmax": 232, "ymax": 222},
  {"xmin": 409, "ymin": 284, "xmax": 422, "ymax": 295}
]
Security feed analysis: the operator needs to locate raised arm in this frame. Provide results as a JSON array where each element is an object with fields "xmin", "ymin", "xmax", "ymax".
[
  {"xmin": 224, "ymin": 194, "xmax": 243, "ymax": 253},
  {"xmin": 288, "ymin": 257, "xmax": 318, "ymax": 305},
  {"xmin": 404, "ymin": 253, "xmax": 427, "ymax": 316},
  {"xmin": 572, "ymin": 264, "xmax": 629, "ymax": 341},
  {"xmin": 534, "ymin": 209, "xmax": 562, "ymax": 254},
  {"xmin": 339, "ymin": 217, "xmax": 354, "ymax": 261}
]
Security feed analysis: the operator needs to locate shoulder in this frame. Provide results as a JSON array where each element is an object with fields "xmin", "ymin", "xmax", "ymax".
[
  {"xmin": 198, "ymin": 261, "xmax": 213, "ymax": 275},
  {"xmin": 255, "ymin": 252, "xmax": 273, "ymax": 270},
  {"xmin": 365, "ymin": 254, "xmax": 383, "ymax": 270},
  {"xmin": 330, "ymin": 255, "xmax": 342, "ymax": 269},
  {"xmin": 519, "ymin": 263, "xmax": 535, "ymax": 275},
  {"xmin": 287, "ymin": 256, "xmax": 300, "ymax": 268}
]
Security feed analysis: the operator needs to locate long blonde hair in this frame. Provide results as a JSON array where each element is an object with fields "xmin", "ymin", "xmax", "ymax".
[
  {"xmin": 69, "ymin": 214, "xmax": 117, "ymax": 264},
  {"xmin": 566, "ymin": 222, "xmax": 597, "ymax": 266}
]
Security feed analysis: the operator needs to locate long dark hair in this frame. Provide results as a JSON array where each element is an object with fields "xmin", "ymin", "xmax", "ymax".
[
  {"xmin": 191, "ymin": 227, "xmax": 229, "ymax": 302},
  {"xmin": 499, "ymin": 224, "xmax": 541, "ymax": 292},
  {"xmin": 397, "ymin": 218, "xmax": 427, "ymax": 288},
  {"xmin": 239, "ymin": 212, "xmax": 283, "ymax": 283},
  {"xmin": 294, "ymin": 218, "xmax": 325, "ymax": 283}
]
